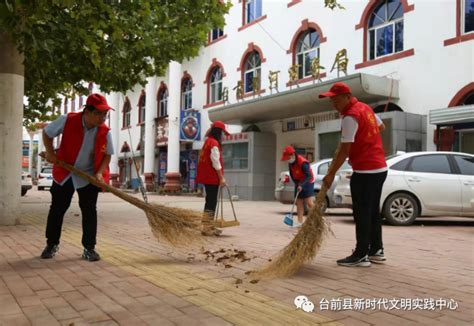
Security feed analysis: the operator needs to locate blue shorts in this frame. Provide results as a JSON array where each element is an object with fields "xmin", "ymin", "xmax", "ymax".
[{"xmin": 294, "ymin": 182, "xmax": 315, "ymax": 199}]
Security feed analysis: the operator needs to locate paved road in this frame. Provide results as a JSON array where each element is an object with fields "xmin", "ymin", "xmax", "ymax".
[{"xmin": 0, "ymin": 188, "xmax": 472, "ymax": 325}]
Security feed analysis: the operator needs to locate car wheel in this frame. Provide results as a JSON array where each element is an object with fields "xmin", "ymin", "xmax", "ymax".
[
  {"xmin": 38, "ymin": 187, "xmax": 44, "ymax": 191},
  {"xmin": 383, "ymin": 193, "xmax": 419, "ymax": 226},
  {"xmin": 21, "ymin": 188, "xmax": 27, "ymax": 196}
]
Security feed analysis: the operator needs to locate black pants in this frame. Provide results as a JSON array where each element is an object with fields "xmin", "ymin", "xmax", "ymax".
[
  {"xmin": 204, "ymin": 184, "xmax": 219, "ymax": 213},
  {"xmin": 350, "ymin": 171, "xmax": 387, "ymax": 257},
  {"xmin": 45, "ymin": 178, "xmax": 100, "ymax": 250}
]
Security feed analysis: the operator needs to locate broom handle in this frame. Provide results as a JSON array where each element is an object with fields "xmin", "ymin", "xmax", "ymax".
[
  {"xmin": 40, "ymin": 153, "xmax": 150, "ymax": 211},
  {"xmin": 314, "ymin": 145, "xmax": 341, "ymax": 205}
]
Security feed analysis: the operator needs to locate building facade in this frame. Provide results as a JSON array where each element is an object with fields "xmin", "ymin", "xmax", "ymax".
[{"xmin": 51, "ymin": 0, "xmax": 473, "ymax": 200}]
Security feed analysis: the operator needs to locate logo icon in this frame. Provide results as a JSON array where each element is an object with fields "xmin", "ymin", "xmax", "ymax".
[{"xmin": 294, "ymin": 295, "xmax": 314, "ymax": 312}]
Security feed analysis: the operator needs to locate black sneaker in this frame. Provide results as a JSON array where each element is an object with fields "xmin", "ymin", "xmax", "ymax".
[
  {"xmin": 82, "ymin": 248, "xmax": 101, "ymax": 262},
  {"xmin": 41, "ymin": 244, "xmax": 59, "ymax": 259},
  {"xmin": 368, "ymin": 249, "xmax": 386, "ymax": 263},
  {"xmin": 337, "ymin": 254, "xmax": 371, "ymax": 267}
]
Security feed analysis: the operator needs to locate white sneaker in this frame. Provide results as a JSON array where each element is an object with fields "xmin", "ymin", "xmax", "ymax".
[{"xmin": 293, "ymin": 221, "xmax": 303, "ymax": 228}]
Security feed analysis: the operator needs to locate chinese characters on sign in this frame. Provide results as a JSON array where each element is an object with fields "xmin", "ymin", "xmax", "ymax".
[
  {"xmin": 310, "ymin": 57, "xmax": 325, "ymax": 83},
  {"xmin": 233, "ymin": 81, "xmax": 243, "ymax": 101},
  {"xmin": 330, "ymin": 49, "xmax": 349, "ymax": 77},
  {"xmin": 268, "ymin": 70, "xmax": 280, "ymax": 93}
]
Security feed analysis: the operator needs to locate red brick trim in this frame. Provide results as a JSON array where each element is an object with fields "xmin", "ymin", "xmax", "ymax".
[
  {"xmin": 156, "ymin": 82, "xmax": 167, "ymax": 100},
  {"xmin": 238, "ymin": 15, "xmax": 267, "ymax": 32},
  {"xmin": 203, "ymin": 101, "xmax": 225, "ymax": 109},
  {"xmin": 448, "ymin": 82, "xmax": 474, "ymax": 107},
  {"xmin": 356, "ymin": 0, "xmax": 415, "ymax": 63},
  {"xmin": 287, "ymin": 19, "xmax": 327, "ymax": 67},
  {"xmin": 204, "ymin": 59, "xmax": 227, "ymax": 106},
  {"xmin": 237, "ymin": 43, "xmax": 267, "ymax": 72},
  {"xmin": 181, "ymin": 71, "xmax": 195, "ymax": 88},
  {"xmin": 242, "ymin": 89, "xmax": 266, "ymax": 99},
  {"xmin": 121, "ymin": 126, "xmax": 132, "ymax": 131},
  {"xmin": 286, "ymin": 73, "xmax": 327, "ymax": 87},
  {"xmin": 137, "ymin": 92, "xmax": 146, "ymax": 124},
  {"xmin": 355, "ymin": 48, "xmax": 414, "ymax": 69},
  {"xmin": 287, "ymin": 0, "xmax": 301, "ymax": 8},
  {"xmin": 444, "ymin": 0, "xmax": 474, "ymax": 46},
  {"xmin": 206, "ymin": 34, "xmax": 228, "ymax": 47},
  {"xmin": 136, "ymin": 122, "xmax": 145, "ymax": 127}
]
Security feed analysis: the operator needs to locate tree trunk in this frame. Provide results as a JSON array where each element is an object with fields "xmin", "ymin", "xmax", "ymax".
[{"xmin": 0, "ymin": 32, "xmax": 25, "ymax": 225}]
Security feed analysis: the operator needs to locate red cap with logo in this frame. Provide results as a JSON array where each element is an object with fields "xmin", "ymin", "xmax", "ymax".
[
  {"xmin": 319, "ymin": 82, "xmax": 352, "ymax": 98},
  {"xmin": 212, "ymin": 121, "xmax": 230, "ymax": 136},
  {"xmin": 281, "ymin": 145, "xmax": 296, "ymax": 161},
  {"xmin": 86, "ymin": 93, "xmax": 115, "ymax": 111}
]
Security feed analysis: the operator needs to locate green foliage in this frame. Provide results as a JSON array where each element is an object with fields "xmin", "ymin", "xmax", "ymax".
[{"xmin": 0, "ymin": 1, "xmax": 230, "ymax": 126}]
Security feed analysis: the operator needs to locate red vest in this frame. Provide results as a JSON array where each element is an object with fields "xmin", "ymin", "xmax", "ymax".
[
  {"xmin": 196, "ymin": 137, "xmax": 224, "ymax": 185},
  {"xmin": 342, "ymin": 98, "xmax": 387, "ymax": 171},
  {"xmin": 290, "ymin": 155, "xmax": 315, "ymax": 184},
  {"xmin": 53, "ymin": 112, "xmax": 110, "ymax": 185}
]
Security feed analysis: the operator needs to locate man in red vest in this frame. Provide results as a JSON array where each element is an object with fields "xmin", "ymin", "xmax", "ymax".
[
  {"xmin": 41, "ymin": 94, "xmax": 114, "ymax": 261},
  {"xmin": 320, "ymin": 82, "xmax": 387, "ymax": 267}
]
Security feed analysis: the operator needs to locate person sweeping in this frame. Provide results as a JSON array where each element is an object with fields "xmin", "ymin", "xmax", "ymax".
[
  {"xmin": 41, "ymin": 94, "xmax": 114, "ymax": 262},
  {"xmin": 320, "ymin": 82, "xmax": 387, "ymax": 267},
  {"xmin": 281, "ymin": 146, "xmax": 315, "ymax": 228},
  {"xmin": 196, "ymin": 121, "xmax": 230, "ymax": 236}
]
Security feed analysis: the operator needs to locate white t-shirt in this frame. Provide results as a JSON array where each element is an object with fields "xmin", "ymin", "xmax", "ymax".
[
  {"xmin": 210, "ymin": 146, "xmax": 222, "ymax": 170},
  {"xmin": 341, "ymin": 115, "xmax": 387, "ymax": 174}
]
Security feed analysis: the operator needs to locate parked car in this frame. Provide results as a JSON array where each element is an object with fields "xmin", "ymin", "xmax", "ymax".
[
  {"xmin": 21, "ymin": 172, "xmax": 32, "ymax": 196},
  {"xmin": 275, "ymin": 158, "xmax": 352, "ymax": 212},
  {"xmin": 37, "ymin": 166, "xmax": 53, "ymax": 190},
  {"xmin": 333, "ymin": 151, "xmax": 474, "ymax": 225}
]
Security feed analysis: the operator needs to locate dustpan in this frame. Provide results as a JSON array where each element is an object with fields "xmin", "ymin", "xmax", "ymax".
[
  {"xmin": 283, "ymin": 189, "xmax": 301, "ymax": 227},
  {"xmin": 213, "ymin": 185, "xmax": 240, "ymax": 228}
]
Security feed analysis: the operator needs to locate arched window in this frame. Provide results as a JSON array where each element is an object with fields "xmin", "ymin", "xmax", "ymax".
[
  {"xmin": 122, "ymin": 96, "xmax": 132, "ymax": 128},
  {"xmin": 158, "ymin": 87, "xmax": 168, "ymax": 117},
  {"xmin": 137, "ymin": 90, "xmax": 146, "ymax": 123},
  {"xmin": 210, "ymin": 67, "xmax": 223, "ymax": 104},
  {"xmin": 296, "ymin": 29, "xmax": 320, "ymax": 79},
  {"xmin": 244, "ymin": 51, "xmax": 261, "ymax": 93},
  {"xmin": 462, "ymin": 92, "xmax": 474, "ymax": 105},
  {"xmin": 181, "ymin": 79, "xmax": 193, "ymax": 110},
  {"xmin": 368, "ymin": 0, "xmax": 404, "ymax": 60}
]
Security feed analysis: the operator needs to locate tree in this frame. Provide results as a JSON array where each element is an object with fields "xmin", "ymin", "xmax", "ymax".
[{"xmin": 0, "ymin": 1, "xmax": 230, "ymax": 224}]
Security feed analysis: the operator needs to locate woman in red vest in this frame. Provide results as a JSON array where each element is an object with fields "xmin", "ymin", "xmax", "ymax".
[
  {"xmin": 196, "ymin": 121, "xmax": 230, "ymax": 236},
  {"xmin": 281, "ymin": 146, "xmax": 315, "ymax": 228},
  {"xmin": 41, "ymin": 94, "xmax": 114, "ymax": 262},
  {"xmin": 320, "ymin": 82, "xmax": 387, "ymax": 268}
]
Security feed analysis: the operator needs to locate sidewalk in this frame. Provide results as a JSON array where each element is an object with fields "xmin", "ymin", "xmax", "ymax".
[{"xmin": 0, "ymin": 189, "xmax": 472, "ymax": 325}]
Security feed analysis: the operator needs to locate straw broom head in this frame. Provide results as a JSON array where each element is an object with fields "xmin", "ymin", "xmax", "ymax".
[
  {"xmin": 253, "ymin": 188, "xmax": 332, "ymax": 279},
  {"xmin": 46, "ymin": 155, "xmax": 205, "ymax": 247}
]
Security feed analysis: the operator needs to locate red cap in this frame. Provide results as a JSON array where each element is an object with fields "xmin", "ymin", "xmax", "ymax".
[
  {"xmin": 319, "ymin": 82, "xmax": 352, "ymax": 98},
  {"xmin": 281, "ymin": 145, "xmax": 296, "ymax": 161},
  {"xmin": 86, "ymin": 93, "xmax": 114, "ymax": 111},
  {"xmin": 212, "ymin": 121, "xmax": 230, "ymax": 136}
]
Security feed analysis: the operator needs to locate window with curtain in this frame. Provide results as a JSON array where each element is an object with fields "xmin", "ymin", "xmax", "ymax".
[
  {"xmin": 181, "ymin": 79, "xmax": 193, "ymax": 110},
  {"xmin": 159, "ymin": 88, "xmax": 168, "ymax": 117},
  {"xmin": 368, "ymin": 0, "xmax": 404, "ymax": 60},
  {"xmin": 464, "ymin": 0, "xmax": 474, "ymax": 33},
  {"xmin": 245, "ymin": 0, "xmax": 262, "ymax": 24},
  {"xmin": 296, "ymin": 29, "xmax": 320, "ymax": 79},
  {"xmin": 210, "ymin": 67, "xmax": 223, "ymax": 103},
  {"xmin": 244, "ymin": 51, "xmax": 261, "ymax": 93}
]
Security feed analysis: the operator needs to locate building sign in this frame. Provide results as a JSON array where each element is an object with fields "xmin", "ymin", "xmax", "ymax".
[
  {"xmin": 223, "ymin": 133, "xmax": 249, "ymax": 143},
  {"xmin": 180, "ymin": 110, "xmax": 201, "ymax": 142},
  {"xmin": 156, "ymin": 117, "xmax": 169, "ymax": 146}
]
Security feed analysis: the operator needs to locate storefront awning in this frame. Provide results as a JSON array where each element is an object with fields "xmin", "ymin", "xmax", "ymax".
[
  {"xmin": 208, "ymin": 73, "xmax": 399, "ymax": 124},
  {"xmin": 430, "ymin": 105, "xmax": 474, "ymax": 126}
]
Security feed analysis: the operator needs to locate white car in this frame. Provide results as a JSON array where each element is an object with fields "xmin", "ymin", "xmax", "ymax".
[
  {"xmin": 333, "ymin": 152, "xmax": 474, "ymax": 225},
  {"xmin": 37, "ymin": 166, "xmax": 53, "ymax": 190},
  {"xmin": 21, "ymin": 172, "xmax": 32, "ymax": 196},
  {"xmin": 275, "ymin": 159, "xmax": 352, "ymax": 212}
]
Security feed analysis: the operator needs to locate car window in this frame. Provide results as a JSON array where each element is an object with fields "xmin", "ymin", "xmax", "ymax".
[
  {"xmin": 454, "ymin": 155, "xmax": 474, "ymax": 176},
  {"xmin": 42, "ymin": 168, "xmax": 53, "ymax": 174},
  {"xmin": 340, "ymin": 161, "xmax": 351, "ymax": 170},
  {"xmin": 390, "ymin": 158, "xmax": 410, "ymax": 171},
  {"xmin": 410, "ymin": 155, "xmax": 451, "ymax": 174},
  {"xmin": 318, "ymin": 162, "xmax": 329, "ymax": 175}
]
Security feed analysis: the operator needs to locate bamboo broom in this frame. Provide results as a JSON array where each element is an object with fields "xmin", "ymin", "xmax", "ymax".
[
  {"xmin": 253, "ymin": 148, "xmax": 340, "ymax": 279},
  {"xmin": 43, "ymin": 155, "xmax": 203, "ymax": 247}
]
